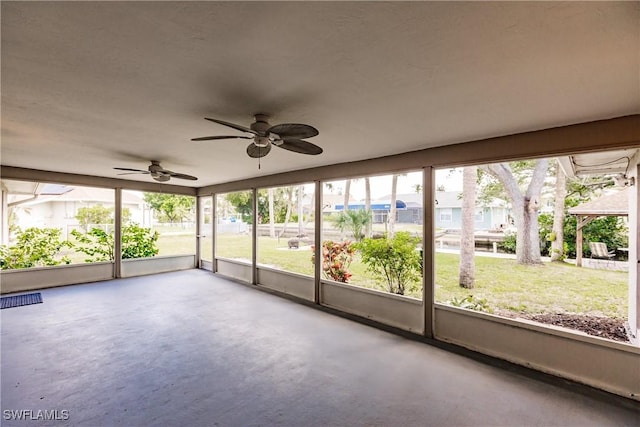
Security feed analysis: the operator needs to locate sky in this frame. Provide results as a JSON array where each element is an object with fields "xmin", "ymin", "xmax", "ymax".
[{"xmin": 322, "ymin": 168, "xmax": 463, "ymax": 201}]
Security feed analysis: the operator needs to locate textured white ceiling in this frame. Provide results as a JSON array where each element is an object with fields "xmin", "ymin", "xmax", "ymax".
[{"xmin": 1, "ymin": 1, "xmax": 638, "ymax": 187}]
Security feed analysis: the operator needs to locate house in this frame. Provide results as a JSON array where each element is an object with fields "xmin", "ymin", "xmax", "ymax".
[
  {"xmin": 7, "ymin": 184, "xmax": 145, "ymax": 239},
  {"xmin": 435, "ymin": 191, "xmax": 511, "ymax": 231}
]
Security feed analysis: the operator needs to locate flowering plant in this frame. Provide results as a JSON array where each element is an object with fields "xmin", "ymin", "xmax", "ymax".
[{"xmin": 311, "ymin": 240, "xmax": 355, "ymax": 283}]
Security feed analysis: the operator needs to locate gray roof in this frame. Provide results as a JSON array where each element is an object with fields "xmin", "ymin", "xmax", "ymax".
[
  {"xmin": 568, "ymin": 188, "xmax": 629, "ymax": 216},
  {"xmin": 434, "ymin": 191, "xmax": 507, "ymax": 209}
]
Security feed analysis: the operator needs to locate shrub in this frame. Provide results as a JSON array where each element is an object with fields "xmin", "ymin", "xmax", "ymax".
[
  {"xmin": 498, "ymin": 232, "xmax": 517, "ymax": 254},
  {"xmin": 71, "ymin": 225, "xmax": 159, "ymax": 262},
  {"xmin": 0, "ymin": 227, "xmax": 71, "ymax": 269},
  {"xmin": 355, "ymin": 232, "xmax": 421, "ymax": 295},
  {"xmin": 514, "ymin": 212, "xmax": 628, "ymax": 259},
  {"xmin": 122, "ymin": 224, "xmax": 160, "ymax": 259},
  {"xmin": 311, "ymin": 240, "xmax": 355, "ymax": 282}
]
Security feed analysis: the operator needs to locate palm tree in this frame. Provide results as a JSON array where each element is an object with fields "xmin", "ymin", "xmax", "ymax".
[
  {"xmin": 550, "ymin": 159, "xmax": 566, "ymax": 261},
  {"xmin": 364, "ymin": 177, "xmax": 372, "ymax": 237},
  {"xmin": 297, "ymin": 185, "xmax": 305, "ymax": 236},
  {"xmin": 278, "ymin": 186, "xmax": 294, "ymax": 239},
  {"xmin": 343, "ymin": 179, "xmax": 351, "ymax": 212},
  {"xmin": 389, "ymin": 174, "xmax": 399, "ymax": 238},
  {"xmin": 459, "ymin": 166, "xmax": 477, "ymax": 288},
  {"xmin": 268, "ymin": 187, "xmax": 275, "ymax": 238}
]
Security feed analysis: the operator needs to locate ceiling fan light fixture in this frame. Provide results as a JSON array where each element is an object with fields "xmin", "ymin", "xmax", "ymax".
[
  {"xmin": 152, "ymin": 174, "xmax": 171, "ymax": 182},
  {"xmin": 254, "ymin": 136, "xmax": 270, "ymax": 148}
]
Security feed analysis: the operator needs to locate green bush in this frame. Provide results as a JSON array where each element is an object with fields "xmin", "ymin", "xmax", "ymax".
[
  {"xmin": 122, "ymin": 224, "xmax": 160, "ymax": 259},
  {"xmin": 498, "ymin": 232, "xmax": 517, "ymax": 254},
  {"xmin": 524, "ymin": 212, "xmax": 627, "ymax": 259},
  {"xmin": 355, "ymin": 231, "xmax": 421, "ymax": 295},
  {"xmin": 0, "ymin": 227, "xmax": 71, "ymax": 269},
  {"xmin": 71, "ymin": 224, "xmax": 159, "ymax": 262}
]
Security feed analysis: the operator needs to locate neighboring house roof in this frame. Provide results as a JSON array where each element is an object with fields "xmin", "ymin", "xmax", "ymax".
[
  {"xmin": 322, "ymin": 194, "xmax": 356, "ymax": 208},
  {"xmin": 568, "ymin": 188, "xmax": 629, "ymax": 216},
  {"xmin": 435, "ymin": 191, "xmax": 463, "ymax": 208},
  {"xmin": 11, "ymin": 186, "xmax": 144, "ymax": 207},
  {"xmin": 434, "ymin": 191, "xmax": 507, "ymax": 209},
  {"xmin": 376, "ymin": 193, "xmax": 422, "ymax": 204}
]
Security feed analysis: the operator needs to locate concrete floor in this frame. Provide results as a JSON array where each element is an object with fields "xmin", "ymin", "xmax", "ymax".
[{"xmin": 1, "ymin": 270, "xmax": 638, "ymax": 426}]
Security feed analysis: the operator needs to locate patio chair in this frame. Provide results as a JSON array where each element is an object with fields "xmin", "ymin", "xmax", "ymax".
[{"xmin": 589, "ymin": 242, "xmax": 615, "ymax": 267}]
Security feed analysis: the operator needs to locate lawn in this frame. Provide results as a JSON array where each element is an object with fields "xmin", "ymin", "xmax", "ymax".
[
  {"xmin": 434, "ymin": 253, "xmax": 627, "ymax": 318},
  {"xmin": 63, "ymin": 231, "xmax": 627, "ymax": 320},
  {"xmin": 215, "ymin": 234, "xmax": 628, "ymax": 319}
]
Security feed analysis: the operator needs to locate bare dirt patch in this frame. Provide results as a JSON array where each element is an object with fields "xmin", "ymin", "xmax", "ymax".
[{"xmin": 521, "ymin": 313, "xmax": 629, "ymax": 343}]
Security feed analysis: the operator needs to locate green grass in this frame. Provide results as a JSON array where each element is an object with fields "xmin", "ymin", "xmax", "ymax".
[
  {"xmin": 156, "ymin": 234, "xmax": 196, "ymax": 256},
  {"xmin": 214, "ymin": 235, "xmax": 628, "ymax": 319},
  {"xmin": 434, "ymin": 253, "xmax": 628, "ymax": 318}
]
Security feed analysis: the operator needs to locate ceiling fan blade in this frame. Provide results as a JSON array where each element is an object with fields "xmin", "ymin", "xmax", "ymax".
[
  {"xmin": 205, "ymin": 117, "xmax": 258, "ymax": 135},
  {"xmin": 277, "ymin": 139, "xmax": 323, "ymax": 155},
  {"xmin": 191, "ymin": 135, "xmax": 252, "ymax": 141},
  {"xmin": 246, "ymin": 143, "xmax": 271, "ymax": 158},
  {"xmin": 168, "ymin": 172, "xmax": 198, "ymax": 181},
  {"xmin": 116, "ymin": 172, "xmax": 151, "ymax": 176},
  {"xmin": 114, "ymin": 167, "xmax": 149, "ymax": 173},
  {"xmin": 268, "ymin": 123, "xmax": 319, "ymax": 139}
]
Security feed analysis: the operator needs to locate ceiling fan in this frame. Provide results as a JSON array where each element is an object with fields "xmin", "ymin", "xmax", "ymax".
[
  {"xmin": 114, "ymin": 161, "xmax": 197, "ymax": 182},
  {"xmin": 192, "ymin": 114, "xmax": 322, "ymax": 159}
]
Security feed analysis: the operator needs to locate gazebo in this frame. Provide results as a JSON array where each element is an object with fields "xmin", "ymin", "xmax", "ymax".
[{"xmin": 567, "ymin": 188, "xmax": 629, "ymax": 267}]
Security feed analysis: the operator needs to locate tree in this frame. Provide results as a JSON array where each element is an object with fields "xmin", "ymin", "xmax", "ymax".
[
  {"xmin": 268, "ymin": 187, "xmax": 276, "ymax": 238},
  {"xmin": 343, "ymin": 179, "xmax": 351, "ymax": 212},
  {"xmin": 388, "ymin": 174, "xmax": 399, "ymax": 238},
  {"xmin": 459, "ymin": 166, "xmax": 477, "ymax": 288},
  {"xmin": 484, "ymin": 160, "xmax": 549, "ymax": 264},
  {"xmin": 143, "ymin": 193, "xmax": 195, "ymax": 223},
  {"xmin": 76, "ymin": 205, "xmax": 112, "ymax": 231},
  {"xmin": 364, "ymin": 177, "xmax": 372, "ymax": 238},
  {"xmin": 71, "ymin": 225, "xmax": 159, "ymax": 261},
  {"xmin": 550, "ymin": 159, "xmax": 567, "ymax": 261},
  {"xmin": 329, "ymin": 209, "xmax": 372, "ymax": 242},
  {"xmin": 297, "ymin": 185, "xmax": 305, "ymax": 235},
  {"xmin": 75, "ymin": 205, "xmax": 131, "ymax": 231},
  {"xmin": 278, "ymin": 186, "xmax": 294, "ymax": 238},
  {"xmin": 0, "ymin": 227, "xmax": 71, "ymax": 269},
  {"xmin": 223, "ymin": 190, "xmax": 270, "ymax": 224}
]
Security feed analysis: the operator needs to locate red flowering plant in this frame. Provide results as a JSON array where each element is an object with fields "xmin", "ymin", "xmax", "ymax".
[{"xmin": 311, "ymin": 240, "xmax": 356, "ymax": 283}]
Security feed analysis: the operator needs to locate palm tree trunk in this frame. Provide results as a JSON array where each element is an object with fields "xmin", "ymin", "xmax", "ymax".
[
  {"xmin": 551, "ymin": 160, "xmax": 566, "ymax": 261},
  {"xmin": 365, "ymin": 177, "xmax": 372, "ymax": 237},
  {"xmin": 389, "ymin": 175, "xmax": 398, "ymax": 238},
  {"xmin": 459, "ymin": 166, "xmax": 477, "ymax": 288},
  {"xmin": 343, "ymin": 179, "xmax": 351, "ymax": 212},
  {"xmin": 278, "ymin": 187, "xmax": 294, "ymax": 239},
  {"xmin": 268, "ymin": 187, "xmax": 275, "ymax": 238},
  {"xmin": 297, "ymin": 185, "xmax": 304, "ymax": 236}
]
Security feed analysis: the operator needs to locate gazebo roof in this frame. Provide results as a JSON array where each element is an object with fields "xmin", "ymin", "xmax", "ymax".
[{"xmin": 568, "ymin": 188, "xmax": 629, "ymax": 216}]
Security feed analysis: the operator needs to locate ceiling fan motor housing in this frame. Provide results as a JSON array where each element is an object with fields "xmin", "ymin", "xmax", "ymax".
[{"xmin": 251, "ymin": 114, "xmax": 274, "ymax": 147}]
